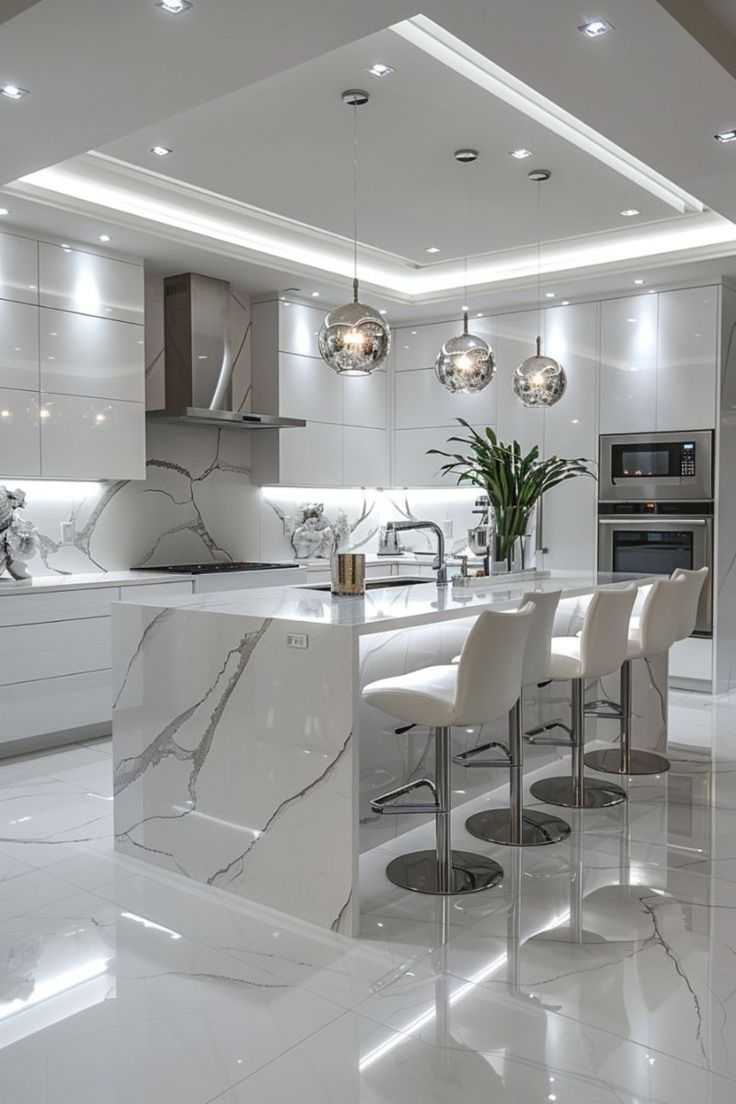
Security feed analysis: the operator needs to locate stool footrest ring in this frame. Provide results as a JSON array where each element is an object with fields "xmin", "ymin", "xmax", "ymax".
[
  {"xmin": 453, "ymin": 741, "xmax": 511, "ymax": 768},
  {"xmin": 525, "ymin": 720, "xmax": 573, "ymax": 746},
  {"xmin": 370, "ymin": 777, "xmax": 439, "ymax": 815}
]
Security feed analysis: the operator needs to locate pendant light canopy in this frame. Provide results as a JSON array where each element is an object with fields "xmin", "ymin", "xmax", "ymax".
[
  {"xmin": 512, "ymin": 169, "xmax": 566, "ymax": 407},
  {"xmin": 435, "ymin": 149, "xmax": 495, "ymax": 394},
  {"xmin": 319, "ymin": 90, "xmax": 390, "ymax": 376}
]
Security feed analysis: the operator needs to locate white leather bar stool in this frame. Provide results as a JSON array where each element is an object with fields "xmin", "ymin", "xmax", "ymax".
[
  {"xmin": 672, "ymin": 566, "xmax": 709, "ymax": 639},
  {"xmin": 455, "ymin": 590, "xmax": 573, "ymax": 847},
  {"xmin": 362, "ymin": 604, "xmax": 535, "ymax": 895},
  {"xmin": 530, "ymin": 585, "xmax": 637, "ymax": 809},
  {"xmin": 585, "ymin": 576, "xmax": 684, "ymax": 776}
]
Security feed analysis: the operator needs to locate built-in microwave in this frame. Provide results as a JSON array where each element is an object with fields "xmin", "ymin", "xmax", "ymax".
[{"xmin": 599, "ymin": 430, "xmax": 713, "ymax": 502}]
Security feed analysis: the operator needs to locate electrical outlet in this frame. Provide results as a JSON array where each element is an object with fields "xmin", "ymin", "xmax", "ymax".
[
  {"xmin": 286, "ymin": 633, "xmax": 309, "ymax": 649},
  {"xmin": 443, "ymin": 518, "xmax": 453, "ymax": 538},
  {"xmin": 60, "ymin": 520, "xmax": 75, "ymax": 545}
]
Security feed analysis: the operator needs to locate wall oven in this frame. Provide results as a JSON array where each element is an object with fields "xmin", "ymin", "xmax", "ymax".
[
  {"xmin": 599, "ymin": 430, "xmax": 713, "ymax": 502},
  {"xmin": 598, "ymin": 502, "xmax": 713, "ymax": 635}
]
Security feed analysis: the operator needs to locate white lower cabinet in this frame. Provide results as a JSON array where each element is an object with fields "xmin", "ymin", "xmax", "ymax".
[
  {"xmin": 40, "ymin": 393, "xmax": 146, "ymax": 480},
  {"xmin": 0, "ymin": 578, "xmax": 193, "ymax": 753},
  {"xmin": 0, "ymin": 387, "xmax": 40, "ymax": 476}
]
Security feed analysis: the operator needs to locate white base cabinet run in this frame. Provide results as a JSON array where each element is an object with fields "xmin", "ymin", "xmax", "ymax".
[{"xmin": 0, "ymin": 579, "xmax": 193, "ymax": 755}]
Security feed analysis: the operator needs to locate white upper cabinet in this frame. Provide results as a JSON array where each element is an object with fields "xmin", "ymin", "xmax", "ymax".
[
  {"xmin": 395, "ymin": 364, "xmax": 496, "ymax": 430},
  {"xmin": 39, "ymin": 243, "xmax": 145, "ymax": 324},
  {"xmin": 40, "ymin": 309, "xmax": 145, "ymax": 402},
  {"xmin": 0, "ymin": 232, "xmax": 38, "ymax": 305},
  {"xmin": 395, "ymin": 320, "xmax": 458, "ymax": 372},
  {"xmin": 277, "ymin": 352, "xmax": 342, "ymax": 424},
  {"xmin": 343, "ymin": 427, "xmax": 387, "ymax": 486},
  {"xmin": 0, "ymin": 387, "xmax": 40, "ymax": 476},
  {"xmin": 277, "ymin": 301, "xmax": 325, "ymax": 359},
  {"xmin": 657, "ymin": 287, "xmax": 717, "ymax": 430},
  {"xmin": 0, "ymin": 301, "xmax": 39, "ymax": 391},
  {"xmin": 343, "ymin": 370, "xmax": 387, "ymax": 430},
  {"xmin": 40, "ymin": 394, "xmax": 146, "ymax": 481},
  {"xmin": 600, "ymin": 294, "xmax": 658, "ymax": 433}
]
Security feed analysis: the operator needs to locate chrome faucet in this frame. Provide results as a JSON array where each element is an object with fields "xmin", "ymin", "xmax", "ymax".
[{"xmin": 386, "ymin": 520, "xmax": 447, "ymax": 586}]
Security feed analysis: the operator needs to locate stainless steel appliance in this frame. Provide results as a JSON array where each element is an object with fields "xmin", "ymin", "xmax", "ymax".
[
  {"xmin": 597, "ymin": 503, "xmax": 713, "ymax": 635},
  {"xmin": 599, "ymin": 430, "xmax": 713, "ymax": 502}
]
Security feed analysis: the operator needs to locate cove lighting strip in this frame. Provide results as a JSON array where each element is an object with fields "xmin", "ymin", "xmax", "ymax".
[{"xmin": 392, "ymin": 16, "xmax": 703, "ymax": 215}]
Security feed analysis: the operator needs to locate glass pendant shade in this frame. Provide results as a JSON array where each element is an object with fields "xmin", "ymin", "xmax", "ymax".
[
  {"xmin": 435, "ymin": 311, "xmax": 495, "ymax": 393},
  {"xmin": 512, "ymin": 336, "xmax": 567, "ymax": 407},
  {"xmin": 318, "ymin": 281, "xmax": 391, "ymax": 376}
]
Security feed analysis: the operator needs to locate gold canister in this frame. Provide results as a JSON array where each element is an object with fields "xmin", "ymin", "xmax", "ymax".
[{"xmin": 331, "ymin": 553, "xmax": 366, "ymax": 595}]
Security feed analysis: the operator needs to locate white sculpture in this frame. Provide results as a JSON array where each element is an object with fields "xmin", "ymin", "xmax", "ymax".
[
  {"xmin": 0, "ymin": 487, "xmax": 40, "ymax": 581},
  {"xmin": 291, "ymin": 503, "xmax": 335, "ymax": 560}
]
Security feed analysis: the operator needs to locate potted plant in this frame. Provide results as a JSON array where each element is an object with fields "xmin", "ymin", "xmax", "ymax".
[{"xmin": 428, "ymin": 419, "xmax": 595, "ymax": 571}]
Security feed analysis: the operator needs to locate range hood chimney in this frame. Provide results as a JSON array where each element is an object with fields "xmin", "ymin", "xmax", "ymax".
[{"xmin": 146, "ymin": 273, "xmax": 305, "ymax": 430}]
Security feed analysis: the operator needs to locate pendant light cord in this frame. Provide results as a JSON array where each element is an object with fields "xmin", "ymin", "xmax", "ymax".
[
  {"xmin": 463, "ymin": 160, "xmax": 469, "ymax": 334},
  {"xmin": 536, "ymin": 179, "xmax": 542, "ymax": 351},
  {"xmin": 352, "ymin": 102, "xmax": 359, "ymax": 303}
]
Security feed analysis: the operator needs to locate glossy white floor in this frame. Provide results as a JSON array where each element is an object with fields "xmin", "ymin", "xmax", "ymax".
[{"xmin": 0, "ymin": 689, "xmax": 733, "ymax": 1102}]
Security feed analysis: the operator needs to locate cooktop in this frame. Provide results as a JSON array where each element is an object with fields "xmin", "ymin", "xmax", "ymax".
[{"xmin": 135, "ymin": 562, "xmax": 300, "ymax": 575}]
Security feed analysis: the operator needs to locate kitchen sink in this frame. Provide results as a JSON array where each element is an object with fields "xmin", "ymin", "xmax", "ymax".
[{"xmin": 298, "ymin": 576, "xmax": 430, "ymax": 592}]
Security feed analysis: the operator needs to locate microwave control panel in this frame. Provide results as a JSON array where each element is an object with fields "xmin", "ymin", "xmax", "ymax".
[{"xmin": 680, "ymin": 443, "xmax": 696, "ymax": 477}]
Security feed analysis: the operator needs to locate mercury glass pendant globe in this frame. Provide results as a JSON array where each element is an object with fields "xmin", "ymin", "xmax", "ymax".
[
  {"xmin": 435, "ymin": 313, "xmax": 495, "ymax": 393},
  {"xmin": 512, "ymin": 336, "xmax": 567, "ymax": 407},
  {"xmin": 318, "ymin": 290, "xmax": 391, "ymax": 376}
]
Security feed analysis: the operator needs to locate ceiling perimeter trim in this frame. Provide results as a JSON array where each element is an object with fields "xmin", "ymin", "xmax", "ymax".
[{"xmin": 392, "ymin": 15, "xmax": 704, "ymax": 216}]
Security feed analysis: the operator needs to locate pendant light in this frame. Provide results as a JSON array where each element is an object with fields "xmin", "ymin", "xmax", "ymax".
[
  {"xmin": 435, "ymin": 149, "xmax": 495, "ymax": 393},
  {"xmin": 512, "ymin": 169, "xmax": 566, "ymax": 407},
  {"xmin": 318, "ymin": 90, "xmax": 390, "ymax": 376}
]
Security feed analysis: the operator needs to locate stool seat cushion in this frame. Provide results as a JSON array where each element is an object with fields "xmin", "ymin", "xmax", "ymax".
[
  {"xmin": 549, "ymin": 636, "xmax": 584, "ymax": 680},
  {"xmin": 363, "ymin": 665, "xmax": 458, "ymax": 727}
]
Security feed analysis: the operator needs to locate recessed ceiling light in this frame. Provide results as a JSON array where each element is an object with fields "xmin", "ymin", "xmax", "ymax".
[
  {"xmin": 98, "ymin": 234, "xmax": 111, "ymax": 242},
  {"xmin": 151, "ymin": 145, "xmax": 172, "ymax": 157},
  {"xmin": 715, "ymin": 129, "xmax": 736, "ymax": 143},
  {"xmin": 476, "ymin": 312, "xmax": 483, "ymax": 317},
  {"xmin": 621, "ymin": 208, "xmax": 640, "ymax": 217},
  {"xmin": 379, "ymin": 309, "xmax": 387, "ymax": 315},
  {"xmin": 311, "ymin": 291, "xmax": 320, "ymax": 297},
  {"xmin": 425, "ymin": 246, "xmax": 441, "ymax": 254},
  {"xmin": 461, "ymin": 304, "xmax": 469, "ymax": 311},
  {"xmin": 578, "ymin": 18, "xmax": 613, "ymax": 38},
  {"xmin": 648, "ymin": 288, "xmax": 656, "ymax": 294},
  {"xmin": 545, "ymin": 292, "xmax": 556, "ymax": 299},
  {"xmin": 155, "ymin": 0, "xmax": 192, "ymax": 12},
  {"xmin": 509, "ymin": 148, "xmax": 533, "ymax": 159},
  {"xmin": 367, "ymin": 63, "xmax": 395, "ymax": 78},
  {"xmin": 0, "ymin": 208, "xmax": 8, "ymax": 216},
  {"xmin": 561, "ymin": 300, "xmax": 570, "ymax": 306},
  {"xmin": 634, "ymin": 278, "xmax": 644, "ymax": 285},
  {"xmin": 1, "ymin": 84, "xmax": 29, "ymax": 100}
]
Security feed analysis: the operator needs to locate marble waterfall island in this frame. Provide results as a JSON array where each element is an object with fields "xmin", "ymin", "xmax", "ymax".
[{"xmin": 111, "ymin": 573, "xmax": 664, "ymax": 936}]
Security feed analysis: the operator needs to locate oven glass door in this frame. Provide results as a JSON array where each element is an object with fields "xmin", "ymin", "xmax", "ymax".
[{"xmin": 611, "ymin": 527, "xmax": 693, "ymax": 575}]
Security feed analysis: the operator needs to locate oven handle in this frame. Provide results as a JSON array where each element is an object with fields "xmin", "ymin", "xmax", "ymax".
[{"xmin": 598, "ymin": 518, "xmax": 708, "ymax": 527}]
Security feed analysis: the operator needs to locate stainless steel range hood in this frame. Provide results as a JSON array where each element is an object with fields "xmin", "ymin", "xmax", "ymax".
[{"xmin": 146, "ymin": 272, "xmax": 305, "ymax": 431}]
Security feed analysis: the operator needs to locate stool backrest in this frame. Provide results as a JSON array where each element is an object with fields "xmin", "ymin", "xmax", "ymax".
[
  {"xmin": 519, "ymin": 589, "xmax": 562, "ymax": 687},
  {"xmin": 637, "ymin": 576, "xmax": 685, "ymax": 657},
  {"xmin": 671, "ymin": 567, "xmax": 709, "ymax": 641},
  {"xmin": 579, "ymin": 584, "xmax": 637, "ymax": 678},
  {"xmin": 454, "ymin": 603, "xmax": 535, "ymax": 725}
]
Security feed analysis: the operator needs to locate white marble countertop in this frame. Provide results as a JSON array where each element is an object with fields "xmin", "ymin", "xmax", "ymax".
[
  {"xmin": 0, "ymin": 570, "xmax": 195, "ymax": 596},
  {"xmin": 115, "ymin": 571, "xmax": 657, "ymax": 635}
]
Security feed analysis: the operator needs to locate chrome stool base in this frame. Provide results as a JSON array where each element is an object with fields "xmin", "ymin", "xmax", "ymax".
[
  {"xmin": 385, "ymin": 849, "xmax": 504, "ymax": 895},
  {"xmin": 530, "ymin": 775, "xmax": 627, "ymax": 809},
  {"xmin": 465, "ymin": 807, "xmax": 571, "ymax": 847},
  {"xmin": 584, "ymin": 748, "xmax": 671, "ymax": 776}
]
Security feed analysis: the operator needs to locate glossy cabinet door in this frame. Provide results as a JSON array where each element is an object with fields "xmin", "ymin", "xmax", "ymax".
[
  {"xmin": 543, "ymin": 302, "xmax": 599, "ymax": 571},
  {"xmin": 277, "ymin": 421, "xmax": 342, "ymax": 486},
  {"xmin": 343, "ymin": 427, "xmax": 387, "ymax": 486},
  {"xmin": 600, "ymin": 294, "xmax": 658, "ymax": 433},
  {"xmin": 395, "ymin": 320, "xmax": 458, "ymax": 371},
  {"xmin": 0, "ymin": 301, "xmax": 39, "ymax": 390},
  {"xmin": 39, "ymin": 243, "xmax": 145, "ymax": 324},
  {"xmin": 277, "ymin": 301, "xmax": 325, "ymax": 359},
  {"xmin": 40, "ymin": 394, "xmax": 145, "ymax": 480},
  {"xmin": 394, "ymin": 364, "xmax": 496, "ymax": 429},
  {"xmin": 278, "ymin": 351, "xmax": 341, "ymax": 424},
  {"xmin": 494, "ymin": 311, "xmax": 545, "ymax": 453},
  {"xmin": 394, "ymin": 425, "xmax": 489, "ymax": 487},
  {"xmin": 0, "ymin": 387, "xmax": 40, "ymax": 476},
  {"xmin": 40, "ymin": 309, "xmax": 145, "ymax": 402},
  {"xmin": 343, "ymin": 369, "xmax": 387, "ymax": 430},
  {"xmin": 657, "ymin": 287, "xmax": 717, "ymax": 430},
  {"xmin": 0, "ymin": 231, "xmax": 38, "ymax": 305}
]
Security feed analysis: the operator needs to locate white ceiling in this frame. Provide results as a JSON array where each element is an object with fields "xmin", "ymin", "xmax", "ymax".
[{"xmin": 1, "ymin": 0, "xmax": 735, "ymax": 320}]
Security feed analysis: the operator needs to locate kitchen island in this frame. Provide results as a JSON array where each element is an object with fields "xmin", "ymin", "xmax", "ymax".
[{"xmin": 111, "ymin": 572, "xmax": 664, "ymax": 935}]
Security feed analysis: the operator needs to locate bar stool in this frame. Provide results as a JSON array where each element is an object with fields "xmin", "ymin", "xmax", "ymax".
[
  {"xmin": 362, "ymin": 604, "xmax": 535, "ymax": 895},
  {"xmin": 584, "ymin": 576, "xmax": 684, "ymax": 776},
  {"xmin": 454, "ymin": 590, "xmax": 573, "ymax": 847},
  {"xmin": 529, "ymin": 585, "xmax": 637, "ymax": 809}
]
